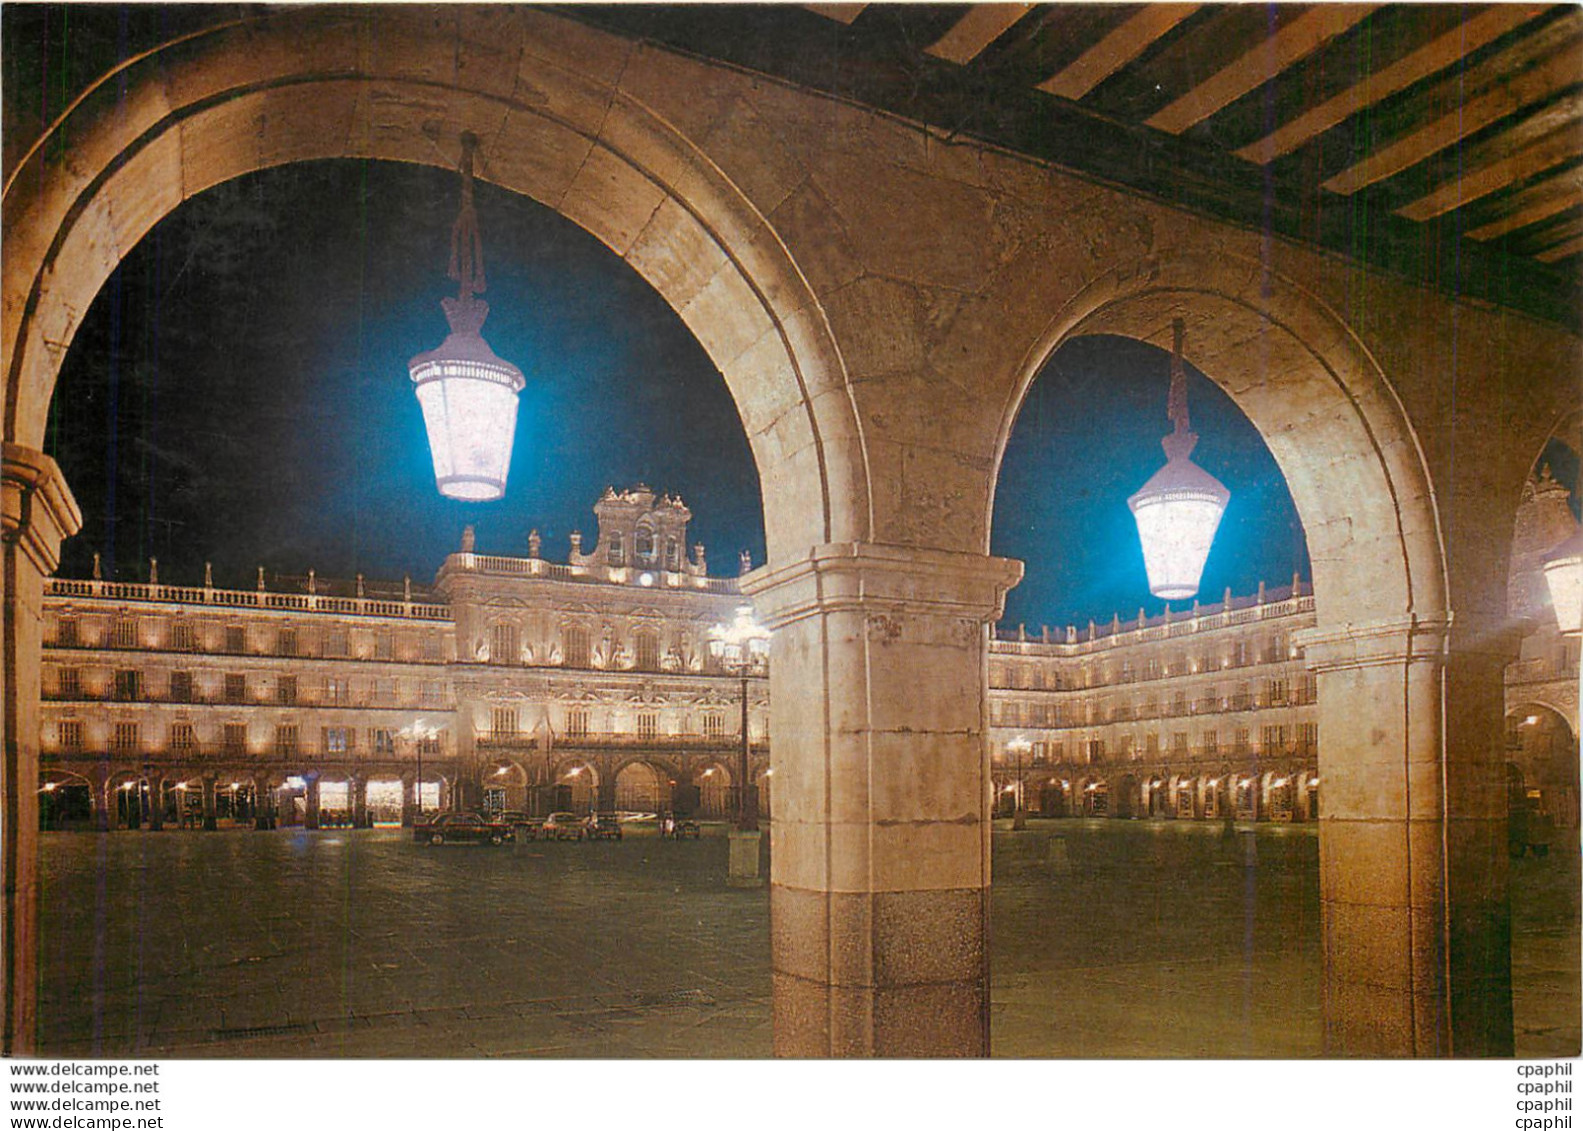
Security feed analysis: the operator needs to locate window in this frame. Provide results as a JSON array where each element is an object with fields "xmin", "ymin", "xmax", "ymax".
[
  {"xmin": 113, "ymin": 669, "xmax": 141, "ymax": 701},
  {"xmin": 1203, "ymin": 730, "xmax": 1218, "ymax": 756},
  {"xmin": 1171, "ymin": 692, "xmax": 1187, "ymax": 716},
  {"xmin": 417, "ymin": 732, "xmax": 441, "ymax": 757},
  {"xmin": 224, "ymin": 674, "xmax": 247, "ymax": 703},
  {"xmin": 112, "ymin": 722, "xmax": 140, "ymax": 752},
  {"xmin": 276, "ymin": 627, "xmax": 297, "ymax": 657},
  {"xmin": 1144, "ymin": 658, "xmax": 1161, "ymax": 680},
  {"xmin": 607, "ymin": 533, "xmax": 624, "ymax": 566},
  {"xmin": 1297, "ymin": 721, "xmax": 1318, "ymax": 751},
  {"xmin": 490, "ymin": 622, "xmax": 519, "ymax": 666},
  {"xmin": 1232, "ymin": 641, "xmax": 1249, "ymax": 667},
  {"xmin": 323, "ymin": 726, "xmax": 351, "ymax": 755},
  {"xmin": 635, "ymin": 630, "xmax": 659, "ymax": 672},
  {"xmin": 111, "ymin": 618, "xmax": 138, "ymax": 649},
  {"xmin": 1234, "ymin": 728, "xmax": 1251, "ymax": 753},
  {"xmin": 637, "ymin": 714, "xmax": 658, "ymax": 739},
  {"xmin": 635, "ymin": 525, "xmax": 655, "ymax": 562},
  {"xmin": 372, "ymin": 728, "xmax": 395, "ymax": 755},
  {"xmin": 276, "ymin": 675, "xmax": 297, "ymax": 705},
  {"xmin": 223, "ymin": 724, "xmax": 247, "ymax": 755},
  {"xmin": 665, "ymin": 538, "xmax": 680, "ymax": 570},
  {"xmin": 1172, "ymin": 731, "xmax": 1189, "ymax": 754},
  {"xmin": 1262, "ymin": 725, "xmax": 1288, "ymax": 753},
  {"xmin": 56, "ymin": 668, "xmax": 81, "ymax": 699},
  {"xmin": 374, "ymin": 632, "xmax": 393, "ymax": 661},
  {"xmin": 1299, "ymin": 674, "xmax": 1318, "ymax": 704},
  {"xmin": 564, "ymin": 626, "xmax": 590, "ymax": 668},
  {"xmin": 373, "ymin": 678, "xmax": 396, "ymax": 705},
  {"xmin": 1266, "ymin": 679, "xmax": 1288, "ymax": 707},
  {"xmin": 171, "ymin": 620, "xmax": 197, "ymax": 651},
  {"xmin": 274, "ymin": 723, "xmax": 299, "ymax": 756},
  {"xmin": 421, "ymin": 633, "xmax": 443, "ymax": 662},
  {"xmin": 1144, "ymin": 733, "xmax": 1159, "ymax": 757},
  {"xmin": 703, "ymin": 714, "xmax": 724, "ymax": 738},
  {"xmin": 325, "ymin": 628, "xmax": 349, "ymax": 658},
  {"xmin": 59, "ymin": 720, "xmax": 83, "ymax": 751},
  {"xmin": 1086, "ymin": 739, "xmax": 1105, "ymax": 762},
  {"xmin": 169, "ymin": 671, "xmax": 193, "ymax": 703},
  {"xmin": 566, "ymin": 709, "xmax": 589, "ymax": 738},
  {"xmin": 420, "ymin": 680, "xmax": 445, "ymax": 708},
  {"xmin": 324, "ymin": 677, "xmax": 349, "ymax": 705},
  {"xmin": 170, "ymin": 722, "xmax": 196, "ymax": 753},
  {"xmin": 491, "ymin": 707, "xmax": 518, "ymax": 739},
  {"xmin": 56, "ymin": 618, "xmax": 79, "ymax": 647},
  {"xmin": 225, "ymin": 625, "xmax": 246, "ymax": 653}
]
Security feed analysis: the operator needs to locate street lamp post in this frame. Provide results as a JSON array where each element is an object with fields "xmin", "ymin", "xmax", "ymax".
[
  {"xmin": 1008, "ymin": 737, "xmax": 1031, "ymax": 830},
  {"xmin": 708, "ymin": 606, "xmax": 771, "ymax": 885}
]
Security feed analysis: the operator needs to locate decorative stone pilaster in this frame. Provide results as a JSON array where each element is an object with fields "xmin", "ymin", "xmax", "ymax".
[
  {"xmin": 304, "ymin": 775, "xmax": 321, "ymax": 830},
  {"xmin": 2, "ymin": 445, "xmax": 82, "ymax": 1055},
  {"xmin": 742, "ymin": 543, "xmax": 1022, "ymax": 1057},
  {"xmin": 1298, "ymin": 612, "xmax": 1522, "ymax": 1057},
  {"xmin": 400, "ymin": 775, "xmax": 417, "ymax": 827},
  {"xmin": 352, "ymin": 776, "xmax": 369, "ymax": 829}
]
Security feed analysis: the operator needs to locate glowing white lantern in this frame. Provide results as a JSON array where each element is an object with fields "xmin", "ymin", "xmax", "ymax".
[
  {"xmin": 1543, "ymin": 526, "xmax": 1583, "ymax": 636},
  {"xmin": 1127, "ymin": 319, "xmax": 1229, "ymax": 601},
  {"xmin": 707, "ymin": 605, "xmax": 771, "ymax": 671},
  {"xmin": 409, "ymin": 132, "xmax": 525, "ymax": 502}
]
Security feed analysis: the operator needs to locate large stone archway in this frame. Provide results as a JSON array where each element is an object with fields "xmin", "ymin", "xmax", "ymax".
[{"xmin": 986, "ymin": 254, "xmax": 1514, "ymax": 1055}]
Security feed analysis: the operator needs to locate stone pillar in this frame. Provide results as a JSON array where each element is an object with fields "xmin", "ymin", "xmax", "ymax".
[
  {"xmin": 253, "ymin": 776, "xmax": 275, "ymax": 830},
  {"xmin": 596, "ymin": 771, "xmax": 617, "ymax": 814},
  {"xmin": 146, "ymin": 778, "xmax": 163, "ymax": 832},
  {"xmin": 352, "ymin": 776, "xmax": 369, "ymax": 829},
  {"xmin": 201, "ymin": 776, "xmax": 218, "ymax": 831},
  {"xmin": 89, "ymin": 771, "xmax": 111, "ymax": 833},
  {"xmin": 743, "ymin": 544, "xmax": 1021, "ymax": 1057},
  {"xmin": 400, "ymin": 775, "xmax": 416, "ymax": 827},
  {"xmin": 1, "ymin": 445, "xmax": 82, "ymax": 1055},
  {"xmin": 304, "ymin": 776, "xmax": 321, "ymax": 830},
  {"xmin": 1300, "ymin": 615, "xmax": 1518, "ymax": 1056}
]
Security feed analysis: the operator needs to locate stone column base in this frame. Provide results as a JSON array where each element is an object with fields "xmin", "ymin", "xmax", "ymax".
[{"xmin": 728, "ymin": 829, "xmax": 762, "ymax": 886}]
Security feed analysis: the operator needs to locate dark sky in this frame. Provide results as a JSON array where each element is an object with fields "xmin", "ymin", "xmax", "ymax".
[{"xmin": 54, "ymin": 154, "xmax": 1516, "ymax": 629}]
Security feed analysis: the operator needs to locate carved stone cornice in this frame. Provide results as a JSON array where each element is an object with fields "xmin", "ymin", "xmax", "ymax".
[
  {"xmin": 1295, "ymin": 612, "xmax": 1523, "ymax": 674},
  {"xmin": 2, "ymin": 444, "xmax": 82, "ymax": 576},
  {"xmin": 741, "ymin": 543, "xmax": 1023, "ymax": 631}
]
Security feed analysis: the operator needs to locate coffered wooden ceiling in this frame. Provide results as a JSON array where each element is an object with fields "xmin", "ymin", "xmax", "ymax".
[{"xmin": 569, "ymin": 3, "xmax": 1583, "ymax": 328}]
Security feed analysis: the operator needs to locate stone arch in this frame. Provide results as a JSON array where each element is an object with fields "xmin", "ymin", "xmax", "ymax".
[
  {"xmin": 613, "ymin": 759, "xmax": 666, "ymax": 813},
  {"xmin": 695, "ymin": 760, "xmax": 731, "ymax": 819},
  {"xmin": 1, "ymin": 6, "xmax": 869, "ymax": 559},
  {"xmin": 989, "ymin": 251, "xmax": 1445, "ymax": 627},
  {"xmin": 1505, "ymin": 702, "xmax": 1580, "ymax": 831}
]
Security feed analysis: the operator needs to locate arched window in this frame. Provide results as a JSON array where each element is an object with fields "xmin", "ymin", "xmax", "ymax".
[
  {"xmin": 665, "ymin": 538, "xmax": 680, "ymax": 570},
  {"xmin": 564, "ymin": 625, "xmax": 590, "ymax": 668},
  {"xmin": 607, "ymin": 533, "xmax": 624, "ymax": 566},
  {"xmin": 635, "ymin": 525, "xmax": 655, "ymax": 562}
]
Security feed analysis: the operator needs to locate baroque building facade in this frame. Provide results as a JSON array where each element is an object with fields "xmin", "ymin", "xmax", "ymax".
[{"xmin": 36, "ymin": 479, "xmax": 1579, "ymax": 835}]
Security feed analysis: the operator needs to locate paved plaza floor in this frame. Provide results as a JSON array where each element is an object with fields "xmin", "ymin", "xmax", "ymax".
[{"xmin": 34, "ymin": 820, "xmax": 1579, "ymax": 1058}]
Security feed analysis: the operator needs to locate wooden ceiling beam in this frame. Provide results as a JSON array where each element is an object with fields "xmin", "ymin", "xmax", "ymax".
[
  {"xmin": 1397, "ymin": 116, "xmax": 1583, "ymax": 221},
  {"xmin": 1536, "ymin": 233, "xmax": 1583, "ymax": 261},
  {"xmin": 1233, "ymin": 5, "xmax": 1549, "ymax": 164},
  {"xmin": 925, "ymin": 4, "xmax": 1035, "ymax": 65},
  {"xmin": 802, "ymin": 4, "xmax": 867, "ymax": 26},
  {"xmin": 1145, "ymin": 5, "xmax": 1379, "ymax": 134},
  {"xmin": 1324, "ymin": 23, "xmax": 1583, "ymax": 194},
  {"xmin": 1037, "ymin": 4, "xmax": 1200, "ymax": 102},
  {"xmin": 1465, "ymin": 166, "xmax": 1583, "ymax": 240}
]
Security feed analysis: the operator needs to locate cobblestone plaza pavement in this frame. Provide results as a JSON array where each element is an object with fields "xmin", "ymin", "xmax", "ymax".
[{"xmin": 35, "ymin": 822, "xmax": 1579, "ymax": 1058}]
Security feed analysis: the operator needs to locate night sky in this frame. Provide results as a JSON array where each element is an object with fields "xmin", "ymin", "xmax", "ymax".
[{"xmin": 49, "ymin": 157, "xmax": 1572, "ymax": 630}]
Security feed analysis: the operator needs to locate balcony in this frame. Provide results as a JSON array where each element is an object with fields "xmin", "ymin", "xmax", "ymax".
[{"xmin": 476, "ymin": 731, "xmax": 767, "ymax": 753}]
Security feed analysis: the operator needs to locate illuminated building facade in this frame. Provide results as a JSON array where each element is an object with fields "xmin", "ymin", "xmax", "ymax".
[{"xmin": 36, "ymin": 478, "xmax": 1578, "ymax": 834}]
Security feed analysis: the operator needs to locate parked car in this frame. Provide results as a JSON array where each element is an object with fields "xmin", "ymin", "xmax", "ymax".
[
  {"xmin": 415, "ymin": 812, "xmax": 511, "ymax": 846},
  {"xmin": 585, "ymin": 813, "xmax": 623, "ymax": 841},
  {"xmin": 661, "ymin": 814, "xmax": 701, "ymax": 840},
  {"xmin": 541, "ymin": 812, "xmax": 585, "ymax": 841}
]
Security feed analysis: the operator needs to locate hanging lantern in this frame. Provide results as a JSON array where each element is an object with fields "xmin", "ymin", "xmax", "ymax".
[
  {"xmin": 409, "ymin": 132, "xmax": 525, "ymax": 502},
  {"xmin": 1128, "ymin": 319, "xmax": 1229, "ymax": 601},
  {"xmin": 1543, "ymin": 525, "xmax": 1583, "ymax": 636}
]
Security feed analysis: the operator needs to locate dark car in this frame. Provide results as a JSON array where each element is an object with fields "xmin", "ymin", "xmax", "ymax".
[
  {"xmin": 416, "ymin": 812, "xmax": 511, "ymax": 846},
  {"xmin": 586, "ymin": 813, "xmax": 623, "ymax": 841}
]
